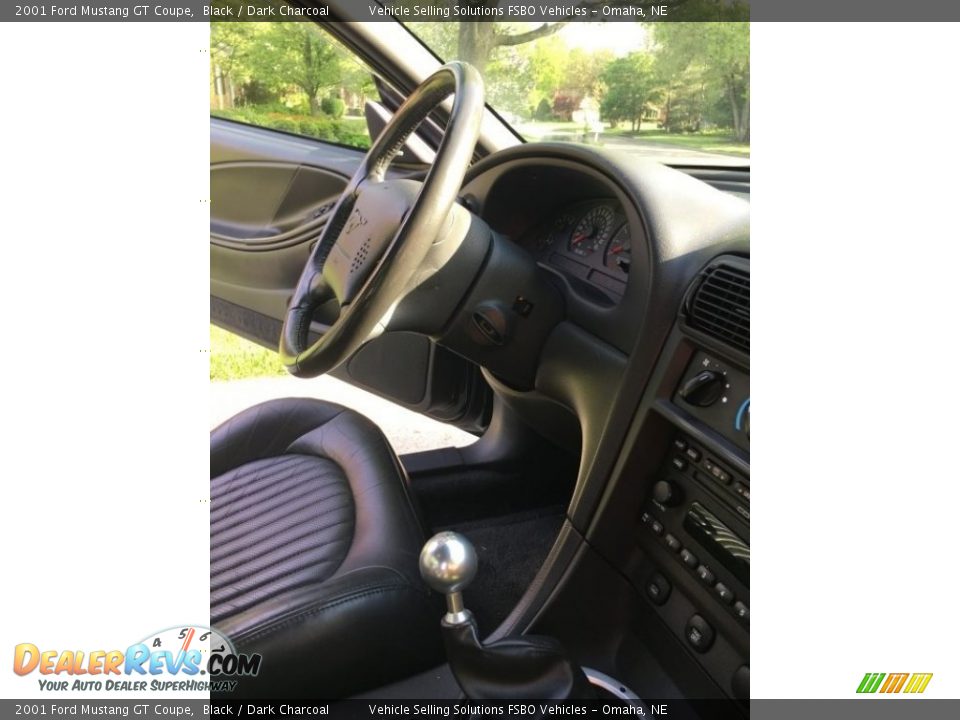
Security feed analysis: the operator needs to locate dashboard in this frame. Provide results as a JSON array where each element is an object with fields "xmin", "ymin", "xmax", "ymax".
[
  {"xmin": 465, "ymin": 158, "xmax": 748, "ymax": 342},
  {"xmin": 458, "ymin": 145, "xmax": 750, "ymax": 704}
]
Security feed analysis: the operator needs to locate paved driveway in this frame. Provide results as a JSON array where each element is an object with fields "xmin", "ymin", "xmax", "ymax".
[{"xmin": 598, "ymin": 134, "xmax": 748, "ymax": 162}]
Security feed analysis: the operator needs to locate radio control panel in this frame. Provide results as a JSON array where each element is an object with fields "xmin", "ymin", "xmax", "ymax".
[
  {"xmin": 669, "ymin": 434, "xmax": 749, "ymax": 521},
  {"xmin": 636, "ymin": 430, "xmax": 750, "ymax": 643}
]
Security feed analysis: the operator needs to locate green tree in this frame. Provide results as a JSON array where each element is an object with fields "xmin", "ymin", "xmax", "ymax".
[
  {"xmin": 211, "ymin": 21, "xmax": 260, "ymax": 108},
  {"xmin": 251, "ymin": 23, "xmax": 341, "ymax": 115},
  {"xmin": 455, "ymin": 13, "xmax": 569, "ymax": 73},
  {"xmin": 527, "ymin": 34, "xmax": 567, "ymax": 106},
  {"xmin": 654, "ymin": 22, "xmax": 749, "ymax": 140},
  {"xmin": 600, "ymin": 52, "xmax": 659, "ymax": 131},
  {"xmin": 485, "ymin": 46, "xmax": 535, "ymax": 117},
  {"xmin": 408, "ymin": 11, "xmax": 568, "ymax": 77},
  {"xmin": 534, "ymin": 98, "xmax": 553, "ymax": 120}
]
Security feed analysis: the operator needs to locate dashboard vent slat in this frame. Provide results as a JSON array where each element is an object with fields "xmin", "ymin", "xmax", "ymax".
[{"xmin": 687, "ymin": 262, "xmax": 750, "ymax": 353}]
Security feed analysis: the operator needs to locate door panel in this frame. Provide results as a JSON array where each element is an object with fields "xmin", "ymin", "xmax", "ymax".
[
  {"xmin": 211, "ymin": 162, "xmax": 346, "ymax": 243},
  {"xmin": 210, "ymin": 118, "xmax": 492, "ymax": 433}
]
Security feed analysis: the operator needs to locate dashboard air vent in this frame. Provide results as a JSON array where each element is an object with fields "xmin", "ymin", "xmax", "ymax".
[{"xmin": 687, "ymin": 262, "xmax": 750, "ymax": 353}]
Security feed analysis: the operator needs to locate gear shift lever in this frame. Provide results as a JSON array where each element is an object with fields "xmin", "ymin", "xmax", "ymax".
[
  {"xmin": 419, "ymin": 532, "xmax": 592, "ymax": 700},
  {"xmin": 419, "ymin": 531, "xmax": 478, "ymax": 626}
]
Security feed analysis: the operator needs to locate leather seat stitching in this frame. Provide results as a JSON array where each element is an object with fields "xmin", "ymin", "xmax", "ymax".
[{"xmin": 211, "ymin": 518, "xmax": 353, "ymax": 583}]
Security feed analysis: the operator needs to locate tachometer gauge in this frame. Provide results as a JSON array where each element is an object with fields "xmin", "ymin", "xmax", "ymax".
[
  {"xmin": 537, "ymin": 213, "xmax": 576, "ymax": 250},
  {"xmin": 605, "ymin": 224, "xmax": 631, "ymax": 273},
  {"xmin": 569, "ymin": 205, "xmax": 615, "ymax": 257}
]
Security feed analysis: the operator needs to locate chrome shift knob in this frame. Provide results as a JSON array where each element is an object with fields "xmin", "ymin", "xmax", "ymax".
[
  {"xmin": 420, "ymin": 531, "xmax": 478, "ymax": 593},
  {"xmin": 420, "ymin": 531, "xmax": 478, "ymax": 624}
]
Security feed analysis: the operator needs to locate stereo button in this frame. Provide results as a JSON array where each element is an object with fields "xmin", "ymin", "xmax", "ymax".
[
  {"xmin": 673, "ymin": 438, "xmax": 688, "ymax": 452},
  {"xmin": 685, "ymin": 615, "xmax": 716, "ymax": 652},
  {"xmin": 671, "ymin": 457, "xmax": 687, "ymax": 471},
  {"xmin": 664, "ymin": 534, "xmax": 682, "ymax": 552},
  {"xmin": 696, "ymin": 565, "xmax": 716, "ymax": 586},
  {"xmin": 650, "ymin": 520, "xmax": 664, "ymax": 536},
  {"xmin": 680, "ymin": 549, "xmax": 699, "ymax": 568},
  {"xmin": 733, "ymin": 601, "xmax": 750, "ymax": 625},
  {"xmin": 645, "ymin": 573, "xmax": 671, "ymax": 606},
  {"xmin": 653, "ymin": 480, "xmax": 680, "ymax": 506},
  {"xmin": 715, "ymin": 583, "xmax": 735, "ymax": 604},
  {"xmin": 685, "ymin": 447, "xmax": 702, "ymax": 462},
  {"xmin": 704, "ymin": 459, "xmax": 732, "ymax": 485}
]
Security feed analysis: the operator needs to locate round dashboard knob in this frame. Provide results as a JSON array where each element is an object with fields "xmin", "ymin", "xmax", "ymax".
[
  {"xmin": 680, "ymin": 371, "xmax": 726, "ymax": 407},
  {"xmin": 653, "ymin": 480, "xmax": 680, "ymax": 506}
]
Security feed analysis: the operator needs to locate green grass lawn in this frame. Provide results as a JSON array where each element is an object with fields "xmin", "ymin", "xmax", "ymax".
[
  {"xmin": 514, "ymin": 120, "xmax": 749, "ymax": 157},
  {"xmin": 610, "ymin": 128, "xmax": 750, "ymax": 157},
  {"xmin": 210, "ymin": 325, "xmax": 285, "ymax": 382}
]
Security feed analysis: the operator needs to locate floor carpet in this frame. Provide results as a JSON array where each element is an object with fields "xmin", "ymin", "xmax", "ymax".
[{"xmin": 442, "ymin": 507, "xmax": 566, "ymax": 633}]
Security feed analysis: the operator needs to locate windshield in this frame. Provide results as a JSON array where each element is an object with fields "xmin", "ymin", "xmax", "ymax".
[{"xmin": 405, "ymin": 21, "xmax": 749, "ymax": 164}]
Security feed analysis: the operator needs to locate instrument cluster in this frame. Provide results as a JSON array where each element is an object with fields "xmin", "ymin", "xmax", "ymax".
[{"xmin": 528, "ymin": 200, "xmax": 632, "ymax": 302}]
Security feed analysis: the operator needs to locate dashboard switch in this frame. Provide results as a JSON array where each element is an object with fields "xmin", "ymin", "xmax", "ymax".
[
  {"xmin": 696, "ymin": 565, "xmax": 716, "ymax": 586},
  {"xmin": 715, "ymin": 583, "xmax": 735, "ymax": 604},
  {"xmin": 645, "ymin": 572, "xmax": 671, "ymax": 606},
  {"xmin": 733, "ymin": 601, "xmax": 750, "ymax": 625},
  {"xmin": 685, "ymin": 615, "xmax": 715, "ymax": 652},
  {"xmin": 680, "ymin": 370, "xmax": 725, "ymax": 407},
  {"xmin": 653, "ymin": 480, "xmax": 681, "ymax": 506}
]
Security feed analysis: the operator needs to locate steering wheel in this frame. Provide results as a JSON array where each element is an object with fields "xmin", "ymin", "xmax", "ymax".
[{"xmin": 279, "ymin": 62, "xmax": 484, "ymax": 378}]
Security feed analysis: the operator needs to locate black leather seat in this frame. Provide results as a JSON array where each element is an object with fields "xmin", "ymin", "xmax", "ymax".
[{"xmin": 210, "ymin": 398, "xmax": 441, "ymax": 698}]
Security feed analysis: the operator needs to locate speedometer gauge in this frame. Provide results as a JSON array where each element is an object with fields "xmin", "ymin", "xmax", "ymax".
[
  {"xmin": 569, "ymin": 205, "xmax": 615, "ymax": 257},
  {"xmin": 605, "ymin": 224, "xmax": 631, "ymax": 273}
]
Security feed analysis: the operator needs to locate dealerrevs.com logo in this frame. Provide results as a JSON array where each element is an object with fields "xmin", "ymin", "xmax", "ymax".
[
  {"xmin": 12, "ymin": 625, "xmax": 260, "ymax": 693},
  {"xmin": 856, "ymin": 672, "xmax": 933, "ymax": 694}
]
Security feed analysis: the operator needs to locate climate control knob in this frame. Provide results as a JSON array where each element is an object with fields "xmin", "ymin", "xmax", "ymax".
[
  {"xmin": 653, "ymin": 480, "xmax": 681, "ymax": 507},
  {"xmin": 680, "ymin": 370, "xmax": 725, "ymax": 407}
]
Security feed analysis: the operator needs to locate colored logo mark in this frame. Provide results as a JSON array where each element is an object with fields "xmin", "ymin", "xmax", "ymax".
[{"xmin": 857, "ymin": 672, "xmax": 933, "ymax": 694}]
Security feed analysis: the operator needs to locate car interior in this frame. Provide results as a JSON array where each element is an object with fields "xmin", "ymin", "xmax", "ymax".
[{"xmin": 210, "ymin": 17, "xmax": 749, "ymax": 709}]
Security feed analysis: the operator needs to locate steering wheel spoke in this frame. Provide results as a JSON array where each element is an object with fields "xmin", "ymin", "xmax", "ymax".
[{"xmin": 279, "ymin": 62, "xmax": 484, "ymax": 378}]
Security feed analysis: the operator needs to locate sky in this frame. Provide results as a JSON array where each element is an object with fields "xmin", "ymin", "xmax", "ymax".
[{"xmin": 558, "ymin": 21, "xmax": 649, "ymax": 56}]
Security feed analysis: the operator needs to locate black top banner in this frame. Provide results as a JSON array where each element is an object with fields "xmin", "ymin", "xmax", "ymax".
[
  {"xmin": 6, "ymin": 1, "xmax": 742, "ymax": 22},
  {"xmin": 3, "ymin": 0, "xmax": 960, "ymax": 22}
]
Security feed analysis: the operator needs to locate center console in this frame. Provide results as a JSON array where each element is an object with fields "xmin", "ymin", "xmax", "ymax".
[
  {"xmin": 574, "ymin": 255, "xmax": 751, "ymax": 704},
  {"xmin": 522, "ymin": 255, "xmax": 750, "ymax": 707},
  {"xmin": 631, "ymin": 256, "xmax": 750, "ymax": 701}
]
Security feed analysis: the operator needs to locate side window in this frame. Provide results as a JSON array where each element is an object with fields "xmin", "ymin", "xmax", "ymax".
[{"xmin": 210, "ymin": 22, "xmax": 377, "ymax": 149}]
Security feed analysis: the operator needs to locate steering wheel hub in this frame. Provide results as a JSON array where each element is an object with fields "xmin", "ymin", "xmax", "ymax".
[{"xmin": 323, "ymin": 180, "xmax": 416, "ymax": 306}]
